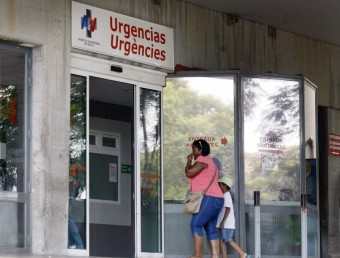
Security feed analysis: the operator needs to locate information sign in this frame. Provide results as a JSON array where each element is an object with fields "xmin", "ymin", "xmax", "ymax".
[{"xmin": 329, "ymin": 132, "xmax": 340, "ymax": 157}]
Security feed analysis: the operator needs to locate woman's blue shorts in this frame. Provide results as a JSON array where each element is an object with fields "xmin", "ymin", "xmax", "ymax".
[{"xmin": 190, "ymin": 195, "xmax": 224, "ymax": 240}]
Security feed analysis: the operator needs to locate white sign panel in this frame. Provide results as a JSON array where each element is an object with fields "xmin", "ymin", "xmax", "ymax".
[
  {"xmin": 72, "ymin": 1, "xmax": 174, "ymax": 70},
  {"xmin": 261, "ymin": 154, "xmax": 278, "ymax": 171},
  {"xmin": 109, "ymin": 163, "xmax": 117, "ymax": 183}
]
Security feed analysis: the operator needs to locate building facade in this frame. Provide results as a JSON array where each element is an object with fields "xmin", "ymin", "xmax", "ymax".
[{"xmin": 0, "ymin": 0, "xmax": 339, "ymax": 257}]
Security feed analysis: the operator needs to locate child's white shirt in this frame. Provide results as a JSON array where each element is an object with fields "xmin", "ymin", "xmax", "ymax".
[{"xmin": 216, "ymin": 191, "xmax": 235, "ymax": 229}]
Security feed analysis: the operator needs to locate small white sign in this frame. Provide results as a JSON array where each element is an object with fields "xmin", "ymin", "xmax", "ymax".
[
  {"xmin": 109, "ymin": 163, "xmax": 117, "ymax": 182},
  {"xmin": 72, "ymin": 1, "xmax": 174, "ymax": 70},
  {"xmin": 261, "ymin": 154, "xmax": 278, "ymax": 171}
]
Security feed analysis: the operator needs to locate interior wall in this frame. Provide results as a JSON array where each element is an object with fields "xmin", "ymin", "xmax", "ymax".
[
  {"xmin": 89, "ymin": 117, "xmax": 132, "ymax": 226},
  {"xmin": 88, "ymin": 116, "xmax": 133, "ymax": 257}
]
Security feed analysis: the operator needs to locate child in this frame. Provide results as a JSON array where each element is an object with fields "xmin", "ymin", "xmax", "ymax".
[{"xmin": 216, "ymin": 176, "xmax": 250, "ymax": 258}]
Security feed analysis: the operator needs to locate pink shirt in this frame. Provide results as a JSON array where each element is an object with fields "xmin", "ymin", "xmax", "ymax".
[{"xmin": 190, "ymin": 155, "xmax": 223, "ymax": 198}]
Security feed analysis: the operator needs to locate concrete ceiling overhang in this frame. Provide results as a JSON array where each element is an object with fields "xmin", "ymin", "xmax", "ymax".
[{"xmin": 183, "ymin": 0, "xmax": 340, "ymax": 46}]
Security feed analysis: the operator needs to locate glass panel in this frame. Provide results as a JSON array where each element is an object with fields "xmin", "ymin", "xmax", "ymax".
[
  {"xmin": 305, "ymin": 83, "xmax": 318, "ymax": 258},
  {"xmin": 68, "ymin": 75, "xmax": 87, "ymax": 249},
  {"xmin": 89, "ymin": 135, "xmax": 95, "ymax": 145},
  {"xmin": 307, "ymin": 206, "xmax": 318, "ymax": 257},
  {"xmin": 0, "ymin": 201, "xmax": 25, "ymax": 247},
  {"xmin": 163, "ymin": 76, "xmax": 235, "ymax": 255},
  {"xmin": 102, "ymin": 136, "xmax": 116, "ymax": 148},
  {"xmin": 0, "ymin": 46, "xmax": 28, "ymax": 249},
  {"xmin": 0, "ymin": 49, "xmax": 26, "ymax": 192},
  {"xmin": 140, "ymin": 88, "xmax": 162, "ymax": 252},
  {"xmin": 246, "ymin": 211, "xmax": 301, "ymax": 255},
  {"xmin": 243, "ymin": 77, "xmax": 301, "ymax": 256}
]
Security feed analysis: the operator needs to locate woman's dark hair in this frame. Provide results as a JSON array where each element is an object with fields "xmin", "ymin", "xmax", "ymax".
[{"xmin": 192, "ymin": 139, "xmax": 210, "ymax": 156}]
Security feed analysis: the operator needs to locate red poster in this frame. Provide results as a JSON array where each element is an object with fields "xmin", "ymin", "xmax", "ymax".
[{"xmin": 329, "ymin": 133, "xmax": 340, "ymax": 157}]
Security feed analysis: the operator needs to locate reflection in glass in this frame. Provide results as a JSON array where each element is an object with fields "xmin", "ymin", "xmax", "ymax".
[
  {"xmin": 163, "ymin": 77, "xmax": 235, "ymax": 202},
  {"xmin": 243, "ymin": 77, "xmax": 301, "ymax": 201},
  {"xmin": 246, "ymin": 212, "xmax": 301, "ymax": 255},
  {"xmin": 140, "ymin": 88, "xmax": 162, "ymax": 252},
  {"xmin": 68, "ymin": 75, "xmax": 87, "ymax": 249},
  {"xmin": 0, "ymin": 50, "xmax": 26, "ymax": 193},
  {"xmin": 0, "ymin": 48, "xmax": 27, "ymax": 248},
  {"xmin": 243, "ymin": 77, "xmax": 302, "ymax": 256},
  {"xmin": 163, "ymin": 76, "xmax": 235, "ymax": 256}
]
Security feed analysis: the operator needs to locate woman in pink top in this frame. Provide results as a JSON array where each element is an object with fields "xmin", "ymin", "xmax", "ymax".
[{"xmin": 185, "ymin": 139, "xmax": 224, "ymax": 258}]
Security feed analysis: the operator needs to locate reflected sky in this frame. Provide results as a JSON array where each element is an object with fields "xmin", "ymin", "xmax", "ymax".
[{"xmin": 185, "ymin": 77, "xmax": 234, "ymax": 106}]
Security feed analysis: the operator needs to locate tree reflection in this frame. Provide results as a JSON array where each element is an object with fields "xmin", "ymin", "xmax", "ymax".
[
  {"xmin": 243, "ymin": 78, "xmax": 264, "ymax": 119},
  {"xmin": 0, "ymin": 85, "xmax": 18, "ymax": 191},
  {"xmin": 243, "ymin": 78, "xmax": 300, "ymax": 201},
  {"xmin": 262, "ymin": 83, "xmax": 299, "ymax": 138},
  {"xmin": 140, "ymin": 89, "xmax": 161, "ymax": 173},
  {"xmin": 140, "ymin": 89, "xmax": 161, "ymax": 205},
  {"xmin": 69, "ymin": 79, "xmax": 86, "ymax": 199}
]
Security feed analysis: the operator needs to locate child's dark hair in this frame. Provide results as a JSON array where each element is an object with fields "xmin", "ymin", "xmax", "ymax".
[
  {"xmin": 192, "ymin": 139, "xmax": 210, "ymax": 156},
  {"xmin": 219, "ymin": 182, "xmax": 231, "ymax": 191}
]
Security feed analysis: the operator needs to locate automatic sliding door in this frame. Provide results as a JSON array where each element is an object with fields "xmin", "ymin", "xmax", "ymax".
[
  {"xmin": 139, "ymin": 88, "xmax": 162, "ymax": 253},
  {"xmin": 88, "ymin": 77, "xmax": 135, "ymax": 257},
  {"xmin": 69, "ymin": 74, "xmax": 136, "ymax": 257}
]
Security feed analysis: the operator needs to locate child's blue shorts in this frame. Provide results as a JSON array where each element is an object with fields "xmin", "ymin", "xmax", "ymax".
[{"xmin": 219, "ymin": 228, "xmax": 235, "ymax": 243}]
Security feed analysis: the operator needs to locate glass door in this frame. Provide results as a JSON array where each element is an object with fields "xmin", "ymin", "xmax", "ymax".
[
  {"xmin": 163, "ymin": 75, "xmax": 236, "ymax": 256},
  {"xmin": 88, "ymin": 76, "xmax": 135, "ymax": 257},
  {"xmin": 69, "ymin": 74, "xmax": 87, "ymax": 252},
  {"xmin": 242, "ymin": 76, "xmax": 303, "ymax": 257},
  {"xmin": 70, "ymin": 54, "xmax": 167, "ymax": 257},
  {"xmin": 0, "ymin": 43, "xmax": 31, "ymax": 251},
  {"xmin": 137, "ymin": 85, "xmax": 163, "ymax": 256},
  {"xmin": 163, "ymin": 72, "xmax": 319, "ymax": 258},
  {"xmin": 69, "ymin": 74, "xmax": 136, "ymax": 257},
  {"xmin": 70, "ymin": 73, "xmax": 166, "ymax": 257}
]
